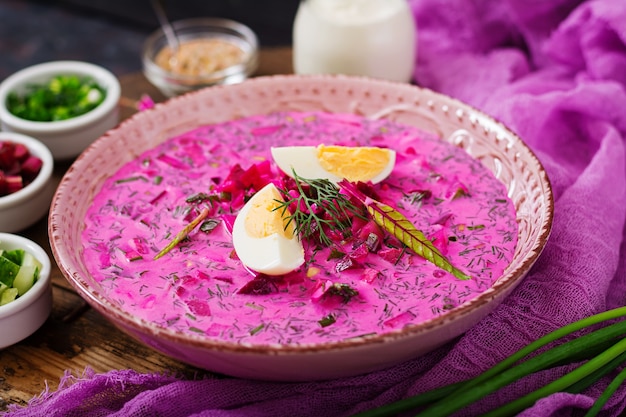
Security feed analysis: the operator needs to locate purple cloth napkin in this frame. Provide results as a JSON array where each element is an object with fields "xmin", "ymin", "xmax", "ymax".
[{"xmin": 5, "ymin": 0, "xmax": 626, "ymax": 415}]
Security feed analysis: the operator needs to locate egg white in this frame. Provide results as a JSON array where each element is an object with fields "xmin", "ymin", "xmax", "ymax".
[
  {"xmin": 231, "ymin": 183, "xmax": 305, "ymax": 275},
  {"xmin": 270, "ymin": 145, "xmax": 395, "ymax": 184}
]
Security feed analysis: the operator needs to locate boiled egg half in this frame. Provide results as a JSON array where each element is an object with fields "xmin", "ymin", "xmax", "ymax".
[
  {"xmin": 271, "ymin": 145, "xmax": 396, "ymax": 184},
  {"xmin": 232, "ymin": 183, "xmax": 305, "ymax": 275}
]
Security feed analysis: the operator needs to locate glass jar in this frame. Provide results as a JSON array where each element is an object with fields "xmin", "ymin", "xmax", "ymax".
[{"xmin": 292, "ymin": 0, "xmax": 417, "ymax": 83}]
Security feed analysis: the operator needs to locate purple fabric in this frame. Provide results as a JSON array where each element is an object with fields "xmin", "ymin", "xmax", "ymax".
[{"xmin": 5, "ymin": 0, "xmax": 626, "ymax": 415}]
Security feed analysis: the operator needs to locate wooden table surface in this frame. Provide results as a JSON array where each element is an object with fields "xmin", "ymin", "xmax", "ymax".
[{"xmin": 0, "ymin": 47, "xmax": 293, "ymax": 411}]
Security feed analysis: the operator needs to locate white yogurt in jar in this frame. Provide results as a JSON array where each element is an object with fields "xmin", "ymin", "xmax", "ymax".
[{"xmin": 293, "ymin": 0, "xmax": 416, "ymax": 83}]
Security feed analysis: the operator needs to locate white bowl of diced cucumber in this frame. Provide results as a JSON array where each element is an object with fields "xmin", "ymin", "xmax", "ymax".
[{"xmin": 0, "ymin": 232, "xmax": 51, "ymax": 348}]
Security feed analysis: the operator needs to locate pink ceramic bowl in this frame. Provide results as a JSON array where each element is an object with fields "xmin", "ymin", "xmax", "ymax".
[{"xmin": 49, "ymin": 75, "xmax": 553, "ymax": 381}]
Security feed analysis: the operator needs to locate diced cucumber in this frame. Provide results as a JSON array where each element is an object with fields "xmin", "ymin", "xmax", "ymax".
[
  {"xmin": 0, "ymin": 256, "xmax": 20, "ymax": 287},
  {"xmin": 2, "ymin": 249, "xmax": 24, "ymax": 265},
  {"xmin": 0, "ymin": 287, "xmax": 18, "ymax": 305},
  {"xmin": 13, "ymin": 264, "xmax": 37, "ymax": 296},
  {"xmin": 20, "ymin": 252, "xmax": 41, "ymax": 270},
  {"xmin": 0, "ymin": 249, "xmax": 43, "ymax": 305}
]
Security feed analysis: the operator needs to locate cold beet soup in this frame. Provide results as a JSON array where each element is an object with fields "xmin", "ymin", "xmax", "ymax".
[{"xmin": 82, "ymin": 111, "xmax": 518, "ymax": 345}]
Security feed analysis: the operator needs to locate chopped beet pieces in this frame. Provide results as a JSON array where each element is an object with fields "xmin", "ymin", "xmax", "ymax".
[
  {"xmin": 0, "ymin": 141, "xmax": 42, "ymax": 197},
  {"xmin": 237, "ymin": 274, "xmax": 280, "ymax": 295}
]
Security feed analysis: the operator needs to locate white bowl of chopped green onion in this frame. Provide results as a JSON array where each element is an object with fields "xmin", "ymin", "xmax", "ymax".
[
  {"xmin": 0, "ymin": 61, "xmax": 121, "ymax": 161},
  {"xmin": 0, "ymin": 232, "xmax": 52, "ymax": 348}
]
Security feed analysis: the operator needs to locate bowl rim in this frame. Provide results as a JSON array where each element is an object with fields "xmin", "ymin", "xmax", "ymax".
[
  {"xmin": 0, "ymin": 232, "xmax": 51, "ymax": 318},
  {"xmin": 0, "ymin": 60, "xmax": 121, "ymax": 134},
  {"xmin": 50, "ymin": 74, "xmax": 554, "ymax": 354},
  {"xmin": 142, "ymin": 17, "xmax": 259, "ymax": 84},
  {"xmin": 0, "ymin": 132, "xmax": 54, "ymax": 208}
]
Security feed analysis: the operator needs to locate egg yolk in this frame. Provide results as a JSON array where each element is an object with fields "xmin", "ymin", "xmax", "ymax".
[
  {"xmin": 316, "ymin": 145, "xmax": 393, "ymax": 182},
  {"xmin": 244, "ymin": 185, "xmax": 295, "ymax": 239}
]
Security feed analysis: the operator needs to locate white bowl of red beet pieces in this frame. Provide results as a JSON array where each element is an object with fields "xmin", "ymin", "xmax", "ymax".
[{"xmin": 0, "ymin": 131, "xmax": 54, "ymax": 233}]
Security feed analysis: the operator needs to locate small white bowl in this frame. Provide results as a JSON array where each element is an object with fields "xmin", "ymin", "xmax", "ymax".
[
  {"xmin": 143, "ymin": 18, "xmax": 259, "ymax": 97},
  {"xmin": 0, "ymin": 61, "xmax": 121, "ymax": 160},
  {"xmin": 0, "ymin": 132, "xmax": 54, "ymax": 233},
  {"xmin": 0, "ymin": 232, "xmax": 52, "ymax": 349}
]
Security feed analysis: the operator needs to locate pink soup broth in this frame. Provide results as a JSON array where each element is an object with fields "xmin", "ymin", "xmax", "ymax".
[{"xmin": 82, "ymin": 111, "xmax": 518, "ymax": 345}]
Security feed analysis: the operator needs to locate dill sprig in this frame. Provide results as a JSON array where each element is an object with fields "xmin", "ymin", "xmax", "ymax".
[{"xmin": 275, "ymin": 171, "xmax": 366, "ymax": 247}]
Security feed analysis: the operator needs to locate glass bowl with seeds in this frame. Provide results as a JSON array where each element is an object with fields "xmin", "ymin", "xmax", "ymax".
[{"xmin": 142, "ymin": 18, "xmax": 259, "ymax": 97}]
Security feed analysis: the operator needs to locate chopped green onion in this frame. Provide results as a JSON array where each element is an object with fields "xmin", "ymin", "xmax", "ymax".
[
  {"xmin": 7, "ymin": 75, "xmax": 106, "ymax": 122},
  {"xmin": 154, "ymin": 207, "xmax": 210, "ymax": 260},
  {"xmin": 250, "ymin": 323, "xmax": 265, "ymax": 335}
]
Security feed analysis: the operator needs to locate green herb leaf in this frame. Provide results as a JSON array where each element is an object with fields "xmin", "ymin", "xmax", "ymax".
[
  {"xmin": 340, "ymin": 180, "xmax": 470, "ymax": 280},
  {"xmin": 115, "ymin": 176, "xmax": 148, "ymax": 184},
  {"xmin": 319, "ymin": 313, "xmax": 337, "ymax": 327},
  {"xmin": 327, "ymin": 248, "xmax": 346, "ymax": 261},
  {"xmin": 250, "ymin": 323, "xmax": 265, "ymax": 335},
  {"xmin": 154, "ymin": 207, "xmax": 210, "ymax": 260},
  {"xmin": 200, "ymin": 219, "xmax": 220, "ymax": 233},
  {"xmin": 328, "ymin": 283, "xmax": 359, "ymax": 303},
  {"xmin": 275, "ymin": 170, "xmax": 366, "ymax": 247}
]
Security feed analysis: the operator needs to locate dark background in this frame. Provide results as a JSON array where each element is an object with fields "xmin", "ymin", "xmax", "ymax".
[{"xmin": 0, "ymin": 0, "xmax": 299, "ymax": 79}]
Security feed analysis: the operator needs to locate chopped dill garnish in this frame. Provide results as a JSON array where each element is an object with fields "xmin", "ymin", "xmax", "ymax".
[
  {"xmin": 274, "ymin": 170, "xmax": 366, "ymax": 247},
  {"xmin": 467, "ymin": 224, "xmax": 485, "ymax": 230},
  {"xmin": 250, "ymin": 323, "xmax": 265, "ymax": 335},
  {"xmin": 318, "ymin": 314, "xmax": 337, "ymax": 328},
  {"xmin": 328, "ymin": 283, "xmax": 359, "ymax": 303},
  {"xmin": 115, "ymin": 176, "xmax": 148, "ymax": 184}
]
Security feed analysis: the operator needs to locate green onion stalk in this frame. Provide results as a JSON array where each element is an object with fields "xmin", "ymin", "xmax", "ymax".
[{"xmin": 351, "ymin": 306, "xmax": 626, "ymax": 417}]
